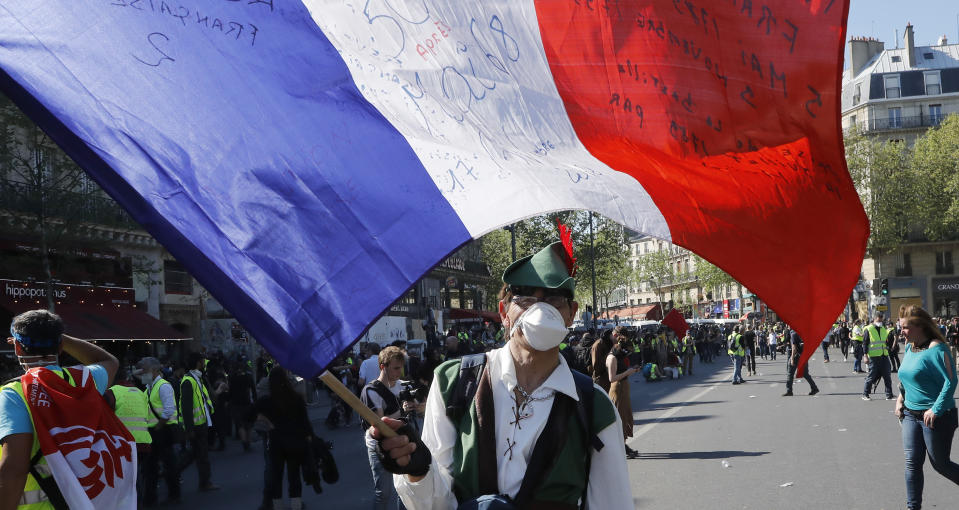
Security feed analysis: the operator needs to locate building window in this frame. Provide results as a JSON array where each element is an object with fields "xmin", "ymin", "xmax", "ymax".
[
  {"xmin": 163, "ymin": 260, "xmax": 193, "ymax": 295},
  {"xmin": 853, "ymin": 83, "xmax": 861, "ymax": 105},
  {"xmin": 888, "ymin": 107, "xmax": 902, "ymax": 128},
  {"xmin": 630, "ymin": 299, "xmax": 635, "ymax": 306},
  {"xmin": 884, "ymin": 75, "xmax": 901, "ymax": 98},
  {"xmin": 925, "ymin": 71, "xmax": 941, "ymax": 95},
  {"xmin": 923, "ymin": 52, "xmax": 934, "ymax": 60},
  {"xmin": 936, "ymin": 251, "xmax": 954, "ymax": 275},
  {"xmin": 930, "ymin": 104, "xmax": 943, "ymax": 125},
  {"xmin": 896, "ymin": 252, "xmax": 913, "ymax": 277},
  {"xmin": 891, "ymin": 56, "xmax": 902, "ymax": 63},
  {"xmin": 849, "ymin": 114, "xmax": 857, "ymax": 129}
]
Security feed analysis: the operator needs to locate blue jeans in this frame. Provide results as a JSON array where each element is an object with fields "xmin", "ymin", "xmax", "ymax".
[
  {"xmin": 853, "ymin": 342, "xmax": 863, "ymax": 371},
  {"xmin": 822, "ymin": 342, "xmax": 830, "ymax": 361},
  {"xmin": 365, "ymin": 433, "xmax": 404, "ymax": 510},
  {"xmin": 902, "ymin": 408, "xmax": 959, "ymax": 509},
  {"xmin": 732, "ymin": 355, "xmax": 744, "ymax": 383},
  {"xmin": 864, "ymin": 355, "xmax": 893, "ymax": 398}
]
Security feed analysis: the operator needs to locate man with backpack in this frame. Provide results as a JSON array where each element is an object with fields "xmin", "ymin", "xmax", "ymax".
[
  {"xmin": 361, "ymin": 346, "xmax": 408, "ymax": 510},
  {"xmin": 0, "ymin": 309, "xmax": 134, "ymax": 509},
  {"xmin": 373, "ymin": 240, "xmax": 632, "ymax": 509}
]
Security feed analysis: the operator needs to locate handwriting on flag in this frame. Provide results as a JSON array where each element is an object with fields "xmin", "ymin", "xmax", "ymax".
[
  {"xmin": 537, "ymin": 0, "xmax": 863, "ymax": 374},
  {"xmin": 304, "ymin": 0, "xmax": 667, "ymax": 240}
]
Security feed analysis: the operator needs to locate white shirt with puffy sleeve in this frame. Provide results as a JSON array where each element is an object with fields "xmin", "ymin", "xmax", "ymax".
[{"xmin": 393, "ymin": 344, "xmax": 633, "ymax": 509}]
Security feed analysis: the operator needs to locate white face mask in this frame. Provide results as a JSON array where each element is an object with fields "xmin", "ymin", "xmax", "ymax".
[
  {"xmin": 140, "ymin": 373, "xmax": 154, "ymax": 386},
  {"xmin": 510, "ymin": 301, "xmax": 568, "ymax": 351}
]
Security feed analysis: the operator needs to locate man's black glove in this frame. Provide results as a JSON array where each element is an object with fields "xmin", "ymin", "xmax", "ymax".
[{"xmin": 378, "ymin": 423, "xmax": 431, "ymax": 477}]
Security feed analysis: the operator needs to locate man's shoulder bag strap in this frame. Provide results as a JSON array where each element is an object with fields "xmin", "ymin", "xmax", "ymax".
[{"xmin": 365, "ymin": 380, "xmax": 400, "ymax": 418}]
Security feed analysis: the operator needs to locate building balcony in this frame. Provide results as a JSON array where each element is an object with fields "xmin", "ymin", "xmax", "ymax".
[
  {"xmin": 0, "ymin": 179, "xmax": 141, "ymax": 231},
  {"xmin": 855, "ymin": 114, "xmax": 944, "ymax": 133}
]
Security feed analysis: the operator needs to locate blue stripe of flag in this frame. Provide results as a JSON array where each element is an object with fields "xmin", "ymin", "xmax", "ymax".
[{"xmin": 0, "ymin": 1, "xmax": 470, "ymax": 375}]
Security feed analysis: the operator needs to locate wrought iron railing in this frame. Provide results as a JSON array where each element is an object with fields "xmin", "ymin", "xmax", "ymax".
[{"xmin": 0, "ymin": 178, "xmax": 141, "ymax": 230}]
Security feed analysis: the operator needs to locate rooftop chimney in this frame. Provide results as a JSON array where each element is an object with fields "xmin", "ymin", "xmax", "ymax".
[
  {"xmin": 847, "ymin": 36, "xmax": 886, "ymax": 77},
  {"xmin": 938, "ymin": 34, "xmax": 949, "ymax": 46},
  {"xmin": 905, "ymin": 23, "xmax": 916, "ymax": 67}
]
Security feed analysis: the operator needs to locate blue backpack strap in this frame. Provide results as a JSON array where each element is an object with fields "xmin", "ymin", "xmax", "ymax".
[{"xmin": 445, "ymin": 353, "xmax": 487, "ymax": 422}]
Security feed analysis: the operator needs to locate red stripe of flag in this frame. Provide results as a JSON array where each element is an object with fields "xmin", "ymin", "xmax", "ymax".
[{"xmin": 534, "ymin": 0, "xmax": 866, "ymax": 374}]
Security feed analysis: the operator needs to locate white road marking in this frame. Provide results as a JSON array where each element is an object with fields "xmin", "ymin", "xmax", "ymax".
[{"xmin": 632, "ymin": 383, "xmax": 718, "ymax": 441}]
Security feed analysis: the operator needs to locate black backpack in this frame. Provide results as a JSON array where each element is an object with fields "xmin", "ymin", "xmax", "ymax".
[{"xmin": 570, "ymin": 342, "xmax": 593, "ymax": 376}]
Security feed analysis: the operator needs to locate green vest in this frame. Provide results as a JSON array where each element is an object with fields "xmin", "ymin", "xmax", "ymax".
[
  {"xmin": 146, "ymin": 378, "xmax": 179, "ymax": 427},
  {"xmin": 865, "ymin": 324, "xmax": 889, "ymax": 357},
  {"xmin": 727, "ymin": 334, "xmax": 744, "ymax": 356},
  {"xmin": 434, "ymin": 359, "xmax": 617, "ymax": 506},
  {"xmin": 110, "ymin": 385, "xmax": 153, "ymax": 444},
  {"xmin": 681, "ymin": 335, "xmax": 694, "ymax": 353},
  {"xmin": 0, "ymin": 368, "xmax": 79, "ymax": 510},
  {"xmin": 179, "ymin": 374, "xmax": 213, "ymax": 426}
]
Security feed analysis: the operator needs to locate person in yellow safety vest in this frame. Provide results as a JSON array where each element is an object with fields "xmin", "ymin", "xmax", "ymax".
[
  {"xmin": 862, "ymin": 314, "xmax": 895, "ymax": 401},
  {"xmin": 0, "ymin": 309, "xmax": 121, "ymax": 510},
  {"xmin": 179, "ymin": 352, "xmax": 221, "ymax": 492},
  {"xmin": 134, "ymin": 356, "xmax": 181, "ymax": 506},
  {"xmin": 851, "ymin": 320, "xmax": 866, "ymax": 373},
  {"xmin": 106, "ymin": 380, "xmax": 153, "ymax": 505},
  {"xmin": 727, "ymin": 326, "xmax": 745, "ymax": 384},
  {"xmin": 681, "ymin": 333, "xmax": 696, "ymax": 376}
]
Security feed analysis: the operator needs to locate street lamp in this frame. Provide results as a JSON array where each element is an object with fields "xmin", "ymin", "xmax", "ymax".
[
  {"xmin": 589, "ymin": 212, "xmax": 598, "ymax": 331},
  {"xmin": 502, "ymin": 224, "xmax": 517, "ymax": 262}
]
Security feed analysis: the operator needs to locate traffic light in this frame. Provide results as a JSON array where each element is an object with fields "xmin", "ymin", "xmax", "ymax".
[{"xmin": 880, "ymin": 278, "xmax": 889, "ymax": 296}]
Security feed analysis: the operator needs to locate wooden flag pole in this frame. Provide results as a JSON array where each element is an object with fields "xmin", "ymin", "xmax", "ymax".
[{"xmin": 319, "ymin": 371, "xmax": 397, "ymax": 438}]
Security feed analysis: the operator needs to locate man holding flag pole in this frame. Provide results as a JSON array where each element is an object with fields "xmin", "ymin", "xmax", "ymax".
[{"xmin": 372, "ymin": 228, "xmax": 633, "ymax": 509}]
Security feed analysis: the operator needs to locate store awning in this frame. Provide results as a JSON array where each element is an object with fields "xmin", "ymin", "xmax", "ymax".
[
  {"xmin": 0, "ymin": 302, "xmax": 191, "ymax": 342},
  {"xmin": 448, "ymin": 308, "xmax": 502, "ymax": 323}
]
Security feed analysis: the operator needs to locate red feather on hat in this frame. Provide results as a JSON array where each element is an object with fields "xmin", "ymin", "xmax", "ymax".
[{"xmin": 556, "ymin": 219, "xmax": 577, "ymax": 277}]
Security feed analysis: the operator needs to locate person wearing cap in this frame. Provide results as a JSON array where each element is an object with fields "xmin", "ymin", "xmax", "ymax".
[
  {"xmin": 0, "ymin": 309, "xmax": 119, "ymax": 509},
  {"xmin": 374, "ymin": 239, "xmax": 632, "ymax": 509},
  {"xmin": 104, "ymin": 370, "xmax": 152, "ymax": 505},
  {"xmin": 135, "ymin": 355, "xmax": 182, "ymax": 506}
]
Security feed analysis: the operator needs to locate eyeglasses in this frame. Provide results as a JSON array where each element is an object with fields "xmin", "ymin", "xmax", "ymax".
[{"xmin": 511, "ymin": 295, "xmax": 571, "ymax": 310}]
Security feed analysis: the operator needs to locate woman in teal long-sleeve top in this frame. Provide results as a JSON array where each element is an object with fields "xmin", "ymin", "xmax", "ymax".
[{"xmin": 894, "ymin": 306, "xmax": 959, "ymax": 510}]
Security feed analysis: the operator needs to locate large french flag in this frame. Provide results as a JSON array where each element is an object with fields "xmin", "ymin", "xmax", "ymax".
[{"xmin": 0, "ymin": 0, "xmax": 865, "ymax": 375}]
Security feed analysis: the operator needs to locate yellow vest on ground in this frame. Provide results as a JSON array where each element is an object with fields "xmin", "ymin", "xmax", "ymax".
[
  {"xmin": 727, "ymin": 333, "xmax": 744, "ymax": 356},
  {"xmin": 110, "ymin": 385, "xmax": 153, "ymax": 444},
  {"xmin": 146, "ymin": 378, "xmax": 178, "ymax": 427},
  {"xmin": 179, "ymin": 374, "xmax": 213, "ymax": 426},
  {"xmin": 0, "ymin": 368, "xmax": 79, "ymax": 510},
  {"xmin": 865, "ymin": 324, "xmax": 889, "ymax": 357}
]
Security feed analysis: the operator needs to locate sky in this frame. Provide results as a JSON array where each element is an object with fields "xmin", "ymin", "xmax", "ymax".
[{"xmin": 846, "ymin": 0, "xmax": 959, "ymax": 47}]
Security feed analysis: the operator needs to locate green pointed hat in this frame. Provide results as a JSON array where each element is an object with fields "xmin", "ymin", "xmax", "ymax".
[{"xmin": 502, "ymin": 241, "xmax": 576, "ymax": 293}]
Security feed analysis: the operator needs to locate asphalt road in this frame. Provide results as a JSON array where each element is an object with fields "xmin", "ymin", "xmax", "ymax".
[{"xmin": 160, "ymin": 351, "xmax": 954, "ymax": 510}]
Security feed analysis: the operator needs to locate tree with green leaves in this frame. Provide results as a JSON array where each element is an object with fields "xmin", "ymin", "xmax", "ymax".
[
  {"xmin": 0, "ymin": 95, "xmax": 90, "ymax": 310},
  {"xmin": 634, "ymin": 248, "xmax": 673, "ymax": 316},
  {"xmin": 909, "ymin": 114, "xmax": 959, "ymax": 241},
  {"xmin": 476, "ymin": 210, "xmax": 630, "ymax": 317},
  {"xmin": 692, "ymin": 254, "xmax": 735, "ymax": 304},
  {"xmin": 844, "ymin": 126, "xmax": 917, "ymax": 255}
]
